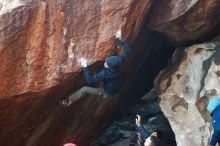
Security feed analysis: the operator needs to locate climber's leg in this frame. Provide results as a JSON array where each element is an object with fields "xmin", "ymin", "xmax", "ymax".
[
  {"xmin": 60, "ymin": 87, "xmax": 106, "ymax": 107},
  {"xmin": 68, "ymin": 86, "xmax": 105, "ymax": 102}
]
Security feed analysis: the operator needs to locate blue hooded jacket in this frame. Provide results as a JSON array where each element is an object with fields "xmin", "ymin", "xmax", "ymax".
[
  {"xmin": 82, "ymin": 38, "xmax": 131, "ymax": 95},
  {"xmin": 207, "ymin": 97, "xmax": 220, "ymax": 131}
]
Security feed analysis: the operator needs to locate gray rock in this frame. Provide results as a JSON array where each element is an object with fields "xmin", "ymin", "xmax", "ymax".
[{"xmin": 142, "ymin": 88, "xmax": 158, "ymax": 102}]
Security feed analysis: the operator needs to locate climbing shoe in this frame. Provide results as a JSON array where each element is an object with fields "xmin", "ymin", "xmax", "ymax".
[{"xmin": 59, "ymin": 99, "xmax": 72, "ymax": 107}]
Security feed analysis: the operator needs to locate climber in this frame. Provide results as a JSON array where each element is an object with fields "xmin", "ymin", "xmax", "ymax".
[
  {"xmin": 207, "ymin": 97, "xmax": 220, "ymax": 146},
  {"xmin": 135, "ymin": 115, "xmax": 161, "ymax": 146},
  {"xmin": 60, "ymin": 30, "xmax": 131, "ymax": 107}
]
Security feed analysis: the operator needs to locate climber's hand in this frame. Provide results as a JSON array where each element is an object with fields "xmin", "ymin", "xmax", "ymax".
[
  {"xmin": 136, "ymin": 115, "xmax": 141, "ymax": 126},
  {"xmin": 79, "ymin": 57, "xmax": 88, "ymax": 68},
  {"xmin": 115, "ymin": 29, "xmax": 122, "ymax": 39}
]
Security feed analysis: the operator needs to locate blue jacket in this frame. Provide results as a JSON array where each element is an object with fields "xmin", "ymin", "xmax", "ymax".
[
  {"xmin": 82, "ymin": 38, "xmax": 131, "ymax": 95},
  {"xmin": 138, "ymin": 124, "xmax": 149, "ymax": 140},
  {"xmin": 211, "ymin": 106, "xmax": 220, "ymax": 131}
]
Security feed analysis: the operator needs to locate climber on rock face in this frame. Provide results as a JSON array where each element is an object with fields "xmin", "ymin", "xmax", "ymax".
[
  {"xmin": 207, "ymin": 97, "xmax": 220, "ymax": 146},
  {"xmin": 60, "ymin": 30, "xmax": 131, "ymax": 107}
]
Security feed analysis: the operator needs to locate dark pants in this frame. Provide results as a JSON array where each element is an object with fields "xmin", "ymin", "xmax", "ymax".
[{"xmin": 211, "ymin": 130, "xmax": 220, "ymax": 146}]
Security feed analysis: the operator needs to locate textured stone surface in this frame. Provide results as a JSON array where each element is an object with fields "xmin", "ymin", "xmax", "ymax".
[
  {"xmin": 0, "ymin": 0, "xmax": 152, "ymax": 99},
  {"xmin": 92, "ymin": 89, "xmax": 176, "ymax": 146},
  {"xmin": 0, "ymin": 0, "xmax": 152, "ymax": 146},
  {"xmin": 0, "ymin": 0, "xmax": 25, "ymax": 14},
  {"xmin": 155, "ymin": 42, "xmax": 220, "ymax": 146},
  {"xmin": 148, "ymin": 0, "xmax": 220, "ymax": 44}
]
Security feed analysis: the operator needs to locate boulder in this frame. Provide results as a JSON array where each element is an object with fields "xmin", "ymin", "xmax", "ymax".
[
  {"xmin": 0, "ymin": 0, "xmax": 152, "ymax": 146},
  {"xmin": 155, "ymin": 42, "xmax": 220, "ymax": 146},
  {"xmin": 148, "ymin": 0, "xmax": 220, "ymax": 45}
]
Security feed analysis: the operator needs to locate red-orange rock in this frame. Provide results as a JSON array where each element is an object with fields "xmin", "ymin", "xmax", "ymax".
[
  {"xmin": 148, "ymin": 0, "xmax": 220, "ymax": 44},
  {"xmin": 0, "ymin": 0, "xmax": 152, "ymax": 146}
]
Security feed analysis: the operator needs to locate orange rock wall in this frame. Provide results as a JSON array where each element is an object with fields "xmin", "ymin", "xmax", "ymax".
[{"xmin": 0, "ymin": 0, "xmax": 152, "ymax": 146}]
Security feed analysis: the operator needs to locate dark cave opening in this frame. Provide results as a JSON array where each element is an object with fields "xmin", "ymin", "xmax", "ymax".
[{"xmin": 122, "ymin": 28, "xmax": 175, "ymax": 103}]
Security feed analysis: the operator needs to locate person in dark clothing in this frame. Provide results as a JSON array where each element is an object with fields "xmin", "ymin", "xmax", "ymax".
[
  {"xmin": 207, "ymin": 97, "xmax": 220, "ymax": 146},
  {"xmin": 60, "ymin": 30, "xmax": 131, "ymax": 107},
  {"xmin": 135, "ymin": 115, "xmax": 161, "ymax": 146},
  {"xmin": 136, "ymin": 115, "xmax": 150, "ymax": 141}
]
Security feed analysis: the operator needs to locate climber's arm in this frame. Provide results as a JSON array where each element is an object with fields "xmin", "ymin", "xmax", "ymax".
[
  {"xmin": 116, "ymin": 38, "xmax": 131, "ymax": 64},
  {"xmin": 138, "ymin": 124, "xmax": 149, "ymax": 140},
  {"xmin": 82, "ymin": 67, "xmax": 105, "ymax": 84},
  {"xmin": 136, "ymin": 115, "xmax": 149, "ymax": 140}
]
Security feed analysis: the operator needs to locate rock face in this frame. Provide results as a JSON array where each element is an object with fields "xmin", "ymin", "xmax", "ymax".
[
  {"xmin": 155, "ymin": 41, "xmax": 220, "ymax": 146},
  {"xmin": 2, "ymin": 0, "xmax": 220, "ymax": 145},
  {"xmin": 148, "ymin": 0, "xmax": 220, "ymax": 44},
  {"xmin": 0, "ymin": 0, "xmax": 153, "ymax": 99},
  {"xmin": 0, "ymin": 0, "xmax": 152, "ymax": 146},
  {"xmin": 0, "ymin": 0, "xmax": 24, "ymax": 14}
]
